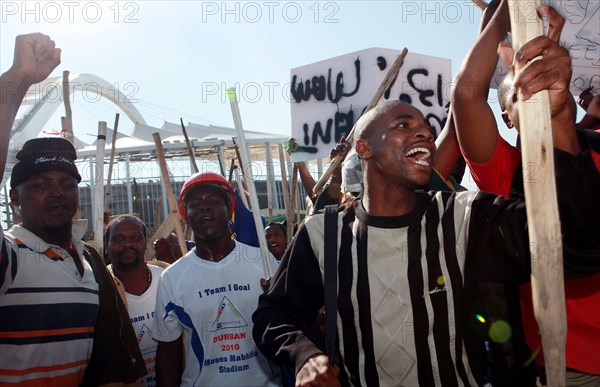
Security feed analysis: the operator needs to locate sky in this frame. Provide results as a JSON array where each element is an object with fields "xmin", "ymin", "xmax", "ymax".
[{"xmin": 1, "ymin": 0, "xmax": 504, "ymax": 140}]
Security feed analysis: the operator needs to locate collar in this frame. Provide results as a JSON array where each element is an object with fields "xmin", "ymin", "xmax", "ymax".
[{"xmin": 8, "ymin": 219, "xmax": 88, "ymax": 258}]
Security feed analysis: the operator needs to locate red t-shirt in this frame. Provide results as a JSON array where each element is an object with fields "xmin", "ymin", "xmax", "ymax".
[{"xmin": 465, "ymin": 135, "xmax": 600, "ymax": 374}]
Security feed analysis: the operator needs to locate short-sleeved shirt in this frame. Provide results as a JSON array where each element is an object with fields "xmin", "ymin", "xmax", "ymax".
[
  {"xmin": 0, "ymin": 224, "xmax": 99, "ymax": 386},
  {"xmin": 153, "ymin": 242, "xmax": 281, "ymax": 386}
]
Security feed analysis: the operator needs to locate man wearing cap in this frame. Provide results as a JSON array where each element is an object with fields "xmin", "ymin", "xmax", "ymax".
[
  {"xmin": 0, "ymin": 33, "xmax": 145, "ymax": 386},
  {"xmin": 153, "ymin": 172, "xmax": 280, "ymax": 386}
]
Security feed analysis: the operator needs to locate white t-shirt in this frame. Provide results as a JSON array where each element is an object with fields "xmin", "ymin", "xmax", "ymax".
[
  {"xmin": 126, "ymin": 264, "xmax": 165, "ymax": 387},
  {"xmin": 153, "ymin": 242, "xmax": 280, "ymax": 387}
]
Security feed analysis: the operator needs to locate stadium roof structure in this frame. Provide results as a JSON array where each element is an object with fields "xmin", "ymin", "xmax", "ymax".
[{"xmin": 3, "ymin": 73, "xmax": 287, "ymax": 187}]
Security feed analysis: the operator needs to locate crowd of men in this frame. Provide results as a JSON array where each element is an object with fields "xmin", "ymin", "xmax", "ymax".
[{"xmin": 1, "ymin": 0, "xmax": 599, "ymax": 386}]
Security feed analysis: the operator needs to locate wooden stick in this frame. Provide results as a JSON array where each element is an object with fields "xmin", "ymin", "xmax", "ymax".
[
  {"xmin": 155, "ymin": 197, "xmax": 162, "ymax": 229},
  {"xmin": 471, "ymin": 0, "xmax": 488, "ymax": 11},
  {"xmin": 104, "ymin": 113, "xmax": 120, "ymax": 211},
  {"xmin": 152, "ymin": 132, "xmax": 189, "ymax": 256},
  {"xmin": 232, "ymin": 137, "xmax": 250, "ymax": 204},
  {"xmin": 265, "ymin": 142, "xmax": 274, "ymax": 222},
  {"xmin": 312, "ymin": 48, "xmax": 409, "ymax": 195},
  {"xmin": 291, "ymin": 164, "xmax": 299, "ymax": 223},
  {"xmin": 228, "ymin": 158, "xmax": 236, "ymax": 183},
  {"xmin": 133, "ymin": 178, "xmax": 139, "ymax": 215},
  {"xmin": 234, "ymin": 167, "xmax": 249, "ymax": 209},
  {"xmin": 217, "ymin": 141, "xmax": 227, "ymax": 177},
  {"xmin": 227, "ymin": 88, "xmax": 272, "ymax": 277},
  {"xmin": 62, "ymin": 70, "xmax": 74, "ymax": 144},
  {"xmin": 180, "ymin": 118, "xmax": 199, "ymax": 173},
  {"xmin": 145, "ymin": 213, "xmax": 176, "ymax": 261},
  {"xmin": 278, "ymin": 143, "xmax": 293, "ymax": 246},
  {"xmin": 93, "ymin": 121, "xmax": 107, "ymax": 257},
  {"xmin": 508, "ymin": 1, "xmax": 566, "ymax": 385}
]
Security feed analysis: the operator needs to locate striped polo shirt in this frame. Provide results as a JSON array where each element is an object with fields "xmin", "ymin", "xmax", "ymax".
[{"xmin": 0, "ymin": 223, "xmax": 99, "ymax": 386}]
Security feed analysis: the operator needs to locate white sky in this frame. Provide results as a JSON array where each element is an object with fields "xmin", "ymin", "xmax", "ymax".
[{"xmin": 1, "ymin": 0, "xmax": 503, "ymax": 138}]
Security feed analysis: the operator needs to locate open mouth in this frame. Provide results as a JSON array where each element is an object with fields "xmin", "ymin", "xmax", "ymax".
[
  {"xmin": 405, "ymin": 147, "xmax": 431, "ymax": 166},
  {"xmin": 47, "ymin": 203, "xmax": 69, "ymax": 214},
  {"xmin": 201, "ymin": 215, "xmax": 215, "ymax": 224}
]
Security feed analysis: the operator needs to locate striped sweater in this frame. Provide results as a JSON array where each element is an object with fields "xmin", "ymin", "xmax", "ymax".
[{"xmin": 254, "ymin": 177, "xmax": 600, "ymax": 386}]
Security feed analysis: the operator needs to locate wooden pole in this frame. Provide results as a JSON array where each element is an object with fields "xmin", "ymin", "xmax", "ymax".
[
  {"xmin": 104, "ymin": 113, "xmax": 120, "ymax": 212},
  {"xmin": 180, "ymin": 118, "xmax": 199, "ymax": 173},
  {"xmin": 154, "ymin": 197, "xmax": 162, "ymax": 229},
  {"xmin": 290, "ymin": 164, "xmax": 298, "ymax": 223},
  {"xmin": 152, "ymin": 132, "xmax": 189, "ymax": 256},
  {"xmin": 217, "ymin": 140, "xmax": 227, "ymax": 177},
  {"xmin": 312, "ymin": 48, "xmax": 409, "ymax": 195},
  {"xmin": 278, "ymin": 143, "xmax": 293, "ymax": 246},
  {"xmin": 234, "ymin": 167, "xmax": 249, "ymax": 208},
  {"xmin": 232, "ymin": 137, "xmax": 250, "ymax": 205},
  {"xmin": 227, "ymin": 88, "xmax": 272, "ymax": 278},
  {"xmin": 145, "ymin": 213, "xmax": 176, "ymax": 261},
  {"xmin": 265, "ymin": 142, "xmax": 274, "ymax": 222},
  {"xmin": 133, "ymin": 178, "xmax": 139, "ymax": 215},
  {"xmin": 228, "ymin": 158, "xmax": 236, "ymax": 183},
  {"xmin": 93, "ymin": 121, "xmax": 107, "ymax": 257},
  {"xmin": 62, "ymin": 70, "xmax": 74, "ymax": 144},
  {"xmin": 508, "ymin": 1, "xmax": 566, "ymax": 384},
  {"xmin": 471, "ymin": 0, "xmax": 488, "ymax": 11}
]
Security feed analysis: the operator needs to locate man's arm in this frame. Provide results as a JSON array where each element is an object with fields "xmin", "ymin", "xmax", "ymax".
[
  {"xmin": 155, "ymin": 336, "xmax": 183, "ymax": 387},
  {"xmin": 432, "ymin": 109, "xmax": 461, "ymax": 181},
  {"xmin": 452, "ymin": 0, "xmax": 506, "ymax": 163},
  {"xmin": 0, "ymin": 33, "xmax": 61, "ymax": 181},
  {"xmin": 253, "ymin": 223, "xmax": 329, "ymax": 376}
]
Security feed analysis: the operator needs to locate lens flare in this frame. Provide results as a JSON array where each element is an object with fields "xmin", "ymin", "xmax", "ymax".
[{"xmin": 489, "ymin": 320, "xmax": 512, "ymax": 344}]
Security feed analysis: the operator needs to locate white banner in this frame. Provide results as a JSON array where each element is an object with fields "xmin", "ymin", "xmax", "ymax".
[{"xmin": 290, "ymin": 48, "xmax": 452, "ymax": 162}]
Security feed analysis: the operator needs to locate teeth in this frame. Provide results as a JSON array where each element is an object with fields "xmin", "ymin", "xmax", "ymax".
[
  {"xmin": 414, "ymin": 159, "xmax": 430, "ymax": 166},
  {"xmin": 405, "ymin": 147, "xmax": 431, "ymax": 158}
]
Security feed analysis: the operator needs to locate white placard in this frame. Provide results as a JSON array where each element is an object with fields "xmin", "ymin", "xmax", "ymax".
[
  {"xmin": 290, "ymin": 48, "xmax": 452, "ymax": 162},
  {"xmin": 491, "ymin": 0, "xmax": 599, "ymax": 96}
]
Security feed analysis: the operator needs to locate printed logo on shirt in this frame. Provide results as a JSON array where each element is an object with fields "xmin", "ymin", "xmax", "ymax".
[
  {"xmin": 210, "ymin": 296, "xmax": 248, "ymax": 332},
  {"xmin": 423, "ymin": 286, "xmax": 447, "ymax": 298}
]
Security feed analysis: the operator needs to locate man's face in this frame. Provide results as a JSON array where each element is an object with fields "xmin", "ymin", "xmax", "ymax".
[
  {"xmin": 107, "ymin": 219, "xmax": 146, "ymax": 269},
  {"xmin": 358, "ymin": 103, "xmax": 436, "ymax": 190},
  {"xmin": 185, "ymin": 186, "xmax": 231, "ymax": 243},
  {"xmin": 10, "ymin": 170, "xmax": 79, "ymax": 236},
  {"xmin": 265, "ymin": 225, "xmax": 287, "ymax": 260}
]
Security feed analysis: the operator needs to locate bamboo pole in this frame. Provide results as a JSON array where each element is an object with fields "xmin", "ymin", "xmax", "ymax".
[
  {"xmin": 93, "ymin": 121, "xmax": 107, "ymax": 257},
  {"xmin": 278, "ymin": 143, "xmax": 293, "ymax": 246},
  {"xmin": 152, "ymin": 132, "xmax": 189, "ymax": 256},
  {"xmin": 508, "ymin": 1, "xmax": 566, "ymax": 384},
  {"xmin": 227, "ymin": 88, "xmax": 272, "ymax": 278},
  {"xmin": 312, "ymin": 48, "xmax": 409, "ymax": 195},
  {"xmin": 180, "ymin": 118, "xmax": 199, "ymax": 173},
  {"xmin": 104, "ymin": 113, "xmax": 120, "ymax": 212}
]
